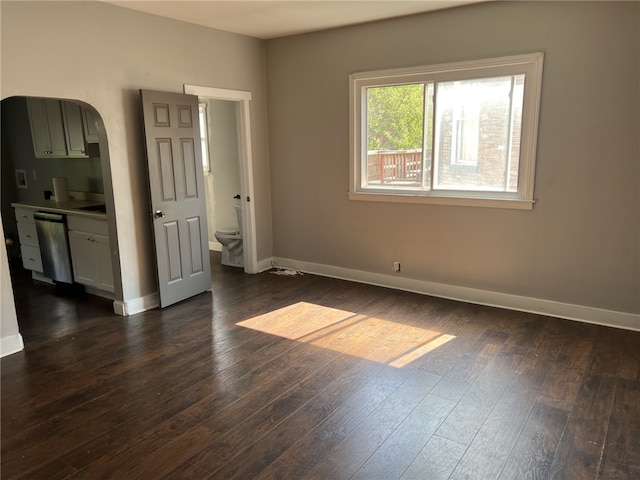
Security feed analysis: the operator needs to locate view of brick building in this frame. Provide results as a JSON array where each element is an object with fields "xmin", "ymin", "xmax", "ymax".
[{"xmin": 366, "ymin": 75, "xmax": 524, "ymax": 192}]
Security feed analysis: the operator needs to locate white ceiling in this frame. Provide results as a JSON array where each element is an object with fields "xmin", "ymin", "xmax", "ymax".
[{"xmin": 102, "ymin": 1, "xmax": 485, "ymax": 39}]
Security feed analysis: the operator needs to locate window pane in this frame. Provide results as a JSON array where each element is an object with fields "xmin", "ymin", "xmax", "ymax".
[
  {"xmin": 433, "ymin": 75, "xmax": 524, "ymax": 191},
  {"xmin": 423, "ymin": 82, "xmax": 434, "ymax": 190},
  {"xmin": 198, "ymin": 103, "xmax": 210, "ymax": 174},
  {"xmin": 507, "ymin": 77, "xmax": 525, "ymax": 192},
  {"xmin": 366, "ymin": 84, "xmax": 424, "ymax": 188}
]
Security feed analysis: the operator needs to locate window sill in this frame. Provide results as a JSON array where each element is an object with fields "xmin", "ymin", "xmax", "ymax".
[{"xmin": 348, "ymin": 191, "xmax": 534, "ymax": 210}]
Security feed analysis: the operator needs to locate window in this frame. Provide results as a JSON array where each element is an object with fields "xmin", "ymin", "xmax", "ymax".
[
  {"xmin": 198, "ymin": 102, "xmax": 211, "ymax": 174},
  {"xmin": 350, "ymin": 53, "xmax": 543, "ymax": 209}
]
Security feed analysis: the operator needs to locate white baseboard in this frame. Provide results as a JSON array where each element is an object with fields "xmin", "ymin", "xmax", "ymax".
[
  {"xmin": 32, "ymin": 271, "xmax": 54, "ymax": 284},
  {"xmin": 1, "ymin": 334, "xmax": 24, "ymax": 358},
  {"xmin": 271, "ymin": 257, "xmax": 640, "ymax": 332},
  {"xmin": 209, "ymin": 241, "xmax": 222, "ymax": 252},
  {"xmin": 85, "ymin": 286, "xmax": 115, "ymax": 300},
  {"xmin": 257, "ymin": 257, "xmax": 275, "ymax": 273},
  {"xmin": 113, "ymin": 292, "xmax": 160, "ymax": 316}
]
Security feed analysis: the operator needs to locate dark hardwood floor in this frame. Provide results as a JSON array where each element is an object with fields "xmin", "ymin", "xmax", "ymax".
[{"xmin": 2, "ymin": 253, "xmax": 639, "ymax": 479}]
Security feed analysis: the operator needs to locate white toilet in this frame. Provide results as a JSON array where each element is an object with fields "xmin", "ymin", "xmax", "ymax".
[{"xmin": 214, "ymin": 205, "xmax": 244, "ymax": 267}]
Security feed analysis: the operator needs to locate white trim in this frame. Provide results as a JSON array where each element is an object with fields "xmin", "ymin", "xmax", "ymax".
[
  {"xmin": 184, "ymin": 85, "xmax": 251, "ymax": 102},
  {"xmin": 209, "ymin": 241, "xmax": 222, "ymax": 252},
  {"xmin": 113, "ymin": 292, "xmax": 159, "ymax": 316},
  {"xmin": 348, "ymin": 192, "xmax": 534, "ymax": 210},
  {"xmin": 271, "ymin": 257, "xmax": 640, "ymax": 332},
  {"xmin": 183, "ymin": 84, "xmax": 259, "ymax": 274},
  {"xmin": 85, "ymin": 286, "xmax": 115, "ymax": 300},
  {"xmin": 32, "ymin": 271, "xmax": 54, "ymax": 284},
  {"xmin": 113, "ymin": 301, "xmax": 126, "ymax": 316},
  {"xmin": 1, "ymin": 334, "xmax": 25, "ymax": 358},
  {"xmin": 350, "ymin": 52, "xmax": 545, "ymax": 82},
  {"xmin": 236, "ymin": 96, "xmax": 258, "ymax": 274},
  {"xmin": 257, "ymin": 257, "xmax": 276, "ymax": 273}
]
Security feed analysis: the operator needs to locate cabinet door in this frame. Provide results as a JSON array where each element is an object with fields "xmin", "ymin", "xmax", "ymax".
[
  {"xmin": 27, "ymin": 98, "xmax": 67, "ymax": 158},
  {"xmin": 95, "ymin": 235, "xmax": 114, "ymax": 291},
  {"xmin": 68, "ymin": 230, "xmax": 114, "ymax": 292},
  {"xmin": 27, "ymin": 98, "xmax": 68, "ymax": 157},
  {"xmin": 27, "ymin": 98, "xmax": 51, "ymax": 157},
  {"xmin": 62, "ymin": 102, "xmax": 88, "ymax": 157},
  {"xmin": 45, "ymin": 99, "xmax": 68, "ymax": 156},
  {"xmin": 68, "ymin": 230, "xmax": 100, "ymax": 287},
  {"xmin": 82, "ymin": 107, "xmax": 100, "ymax": 143}
]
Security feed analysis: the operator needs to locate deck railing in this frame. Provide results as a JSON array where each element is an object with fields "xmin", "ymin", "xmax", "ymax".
[{"xmin": 367, "ymin": 149, "xmax": 426, "ymax": 184}]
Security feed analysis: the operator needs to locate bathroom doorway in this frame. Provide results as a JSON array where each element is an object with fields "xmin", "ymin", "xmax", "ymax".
[
  {"xmin": 202, "ymin": 99, "xmax": 241, "ymax": 252},
  {"xmin": 184, "ymin": 85, "xmax": 258, "ymax": 274}
]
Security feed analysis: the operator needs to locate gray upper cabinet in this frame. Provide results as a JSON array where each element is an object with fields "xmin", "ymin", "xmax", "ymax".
[
  {"xmin": 62, "ymin": 101, "xmax": 89, "ymax": 157},
  {"xmin": 27, "ymin": 98, "xmax": 89, "ymax": 158},
  {"xmin": 27, "ymin": 98, "xmax": 68, "ymax": 157},
  {"xmin": 82, "ymin": 107, "xmax": 100, "ymax": 143}
]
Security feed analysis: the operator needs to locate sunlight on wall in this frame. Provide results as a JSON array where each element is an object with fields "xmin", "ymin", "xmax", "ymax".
[{"xmin": 236, "ymin": 302, "xmax": 455, "ymax": 368}]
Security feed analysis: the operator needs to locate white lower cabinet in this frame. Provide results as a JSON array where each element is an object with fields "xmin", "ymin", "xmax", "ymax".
[
  {"xmin": 14, "ymin": 208, "xmax": 44, "ymax": 274},
  {"xmin": 67, "ymin": 215, "xmax": 114, "ymax": 293}
]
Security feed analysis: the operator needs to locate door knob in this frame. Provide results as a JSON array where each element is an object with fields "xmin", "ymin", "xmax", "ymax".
[{"xmin": 154, "ymin": 210, "xmax": 165, "ymax": 218}]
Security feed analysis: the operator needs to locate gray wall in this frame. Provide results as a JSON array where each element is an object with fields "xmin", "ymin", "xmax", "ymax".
[
  {"xmin": 1, "ymin": 0, "xmax": 638, "ymax": 337},
  {"xmin": 265, "ymin": 1, "xmax": 640, "ymax": 315},
  {"xmin": 1, "ymin": 0, "xmax": 272, "ymax": 306}
]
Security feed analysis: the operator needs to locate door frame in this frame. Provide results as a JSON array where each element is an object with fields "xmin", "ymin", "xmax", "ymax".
[{"xmin": 183, "ymin": 85, "xmax": 258, "ymax": 274}]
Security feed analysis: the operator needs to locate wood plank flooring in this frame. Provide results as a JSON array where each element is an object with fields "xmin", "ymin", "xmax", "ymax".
[{"xmin": 2, "ymin": 253, "xmax": 639, "ymax": 479}]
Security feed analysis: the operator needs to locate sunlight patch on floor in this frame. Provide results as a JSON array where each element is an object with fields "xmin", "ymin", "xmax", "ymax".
[{"xmin": 236, "ymin": 302, "xmax": 455, "ymax": 368}]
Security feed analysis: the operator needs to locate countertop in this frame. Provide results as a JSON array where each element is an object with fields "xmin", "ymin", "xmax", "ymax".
[{"xmin": 12, "ymin": 199, "xmax": 108, "ymax": 220}]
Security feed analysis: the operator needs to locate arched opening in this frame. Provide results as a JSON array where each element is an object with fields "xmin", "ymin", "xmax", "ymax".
[{"xmin": 1, "ymin": 96, "xmax": 122, "ymax": 350}]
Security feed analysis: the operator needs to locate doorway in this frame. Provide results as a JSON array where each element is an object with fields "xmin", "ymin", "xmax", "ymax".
[
  {"xmin": 0, "ymin": 96, "xmax": 122, "ymax": 341},
  {"xmin": 184, "ymin": 85, "xmax": 258, "ymax": 274},
  {"xmin": 201, "ymin": 98, "xmax": 241, "ymax": 253}
]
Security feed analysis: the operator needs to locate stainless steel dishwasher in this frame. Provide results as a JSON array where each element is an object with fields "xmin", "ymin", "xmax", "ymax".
[{"xmin": 33, "ymin": 211, "xmax": 73, "ymax": 283}]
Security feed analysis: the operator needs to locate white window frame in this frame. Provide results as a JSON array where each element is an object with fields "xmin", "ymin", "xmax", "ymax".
[
  {"xmin": 198, "ymin": 102, "xmax": 211, "ymax": 175},
  {"xmin": 349, "ymin": 53, "xmax": 544, "ymax": 209}
]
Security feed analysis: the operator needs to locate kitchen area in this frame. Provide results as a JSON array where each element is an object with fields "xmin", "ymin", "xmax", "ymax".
[{"xmin": 2, "ymin": 96, "xmax": 116, "ymax": 301}]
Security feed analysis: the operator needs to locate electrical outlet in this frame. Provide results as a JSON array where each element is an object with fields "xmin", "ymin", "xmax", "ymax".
[{"xmin": 393, "ymin": 262, "xmax": 401, "ymax": 272}]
